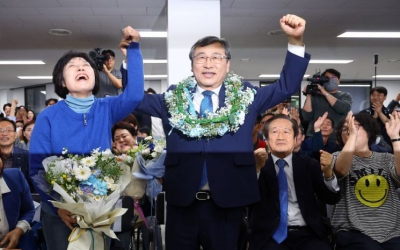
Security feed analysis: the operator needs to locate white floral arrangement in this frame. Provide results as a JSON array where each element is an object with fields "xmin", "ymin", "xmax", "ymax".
[
  {"xmin": 128, "ymin": 136, "xmax": 166, "ymax": 160},
  {"xmin": 40, "ymin": 148, "xmax": 132, "ymax": 250},
  {"xmin": 43, "ymin": 148, "xmax": 131, "ymax": 201},
  {"xmin": 164, "ymin": 72, "xmax": 256, "ymax": 139},
  {"xmin": 127, "ymin": 136, "xmax": 166, "ymax": 200}
]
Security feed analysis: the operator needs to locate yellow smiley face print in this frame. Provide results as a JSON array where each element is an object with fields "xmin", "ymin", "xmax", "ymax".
[{"xmin": 354, "ymin": 174, "xmax": 389, "ymax": 207}]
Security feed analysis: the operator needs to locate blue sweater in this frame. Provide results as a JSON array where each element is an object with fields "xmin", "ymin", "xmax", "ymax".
[{"xmin": 29, "ymin": 42, "xmax": 144, "ymax": 211}]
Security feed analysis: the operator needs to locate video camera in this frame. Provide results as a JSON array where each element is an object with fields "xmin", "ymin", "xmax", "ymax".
[
  {"xmin": 304, "ymin": 71, "xmax": 329, "ymax": 95},
  {"xmin": 88, "ymin": 48, "xmax": 110, "ymax": 71}
]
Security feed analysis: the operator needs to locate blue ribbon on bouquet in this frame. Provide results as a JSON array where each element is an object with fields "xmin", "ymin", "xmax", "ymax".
[{"xmin": 133, "ymin": 150, "xmax": 166, "ymax": 201}]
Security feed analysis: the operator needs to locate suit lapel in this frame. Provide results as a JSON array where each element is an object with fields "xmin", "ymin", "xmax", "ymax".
[
  {"xmin": 292, "ymin": 154, "xmax": 307, "ymax": 211},
  {"xmin": 265, "ymin": 157, "xmax": 280, "ymax": 211}
]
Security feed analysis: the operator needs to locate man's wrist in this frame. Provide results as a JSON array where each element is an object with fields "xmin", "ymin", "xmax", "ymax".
[{"xmin": 324, "ymin": 172, "xmax": 335, "ymax": 181}]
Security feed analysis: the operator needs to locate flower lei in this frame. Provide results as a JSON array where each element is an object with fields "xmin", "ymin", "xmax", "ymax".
[{"xmin": 164, "ymin": 72, "xmax": 256, "ymax": 139}]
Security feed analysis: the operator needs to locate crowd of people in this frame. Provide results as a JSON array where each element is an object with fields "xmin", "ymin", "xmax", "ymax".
[{"xmin": 1, "ymin": 13, "xmax": 400, "ymax": 250}]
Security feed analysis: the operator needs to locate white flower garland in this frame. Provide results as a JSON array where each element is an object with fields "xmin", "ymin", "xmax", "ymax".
[{"xmin": 164, "ymin": 72, "xmax": 256, "ymax": 139}]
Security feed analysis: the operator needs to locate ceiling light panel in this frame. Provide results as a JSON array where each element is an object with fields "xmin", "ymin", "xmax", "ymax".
[
  {"xmin": 0, "ymin": 61, "xmax": 45, "ymax": 65},
  {"xmin": 338, "ymin": 32, "xmax": 400, "ymax": 38},
  {"xmin": 18, "ymin": 76, "xmax": 52, "ymax": 79},
  {"xmin": 310, "ymin": 60, "xmax": 353, "ymax": 64}
]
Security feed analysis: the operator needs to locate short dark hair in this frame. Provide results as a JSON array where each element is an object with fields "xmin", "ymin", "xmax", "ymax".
[
  {"xmin": 0, "ymin": 117, "xmax": 16, "ymax": 131},
  {"xmin": 325, "ymin": 116, "xmax": 335, "ymax": 128},
  {"xmin": 336, "ymin": 113, "xmax": 380, "ymax": 148},
  {"xmin": 53, "ymin": 51, "xmax": 100, "ymax": 99},
  {"xmin": 263, "ymin": 114, "xmax": 299, "ymax": 140},
  {"xmin": 22, "ymin": 120, "xmax": 35, "ymax": 144},
  {"xmin": 322, "ymin": 68, "xmax": 341, "ymax": 79},
  {"xmin": 189, "ymin": 36, "xmax": 231, "ymax": 65},
  {"xmin": 146, "ymin": 88, "xmax": 157, "ymax": 94},
  {"xmin": 101, "ymin": 49, "xmax": 115, "ymax": 58},
  {"xmin": 138, "ymin": 126, "xmax": 151, "ymax": 136},
  {"xmin": 27, "ymin": 109, "xmax": 35, "ymax": 118},
  {"xmin": 121, "ymin": 114, "xmax": 138, "ymax": 128},
  {"xmin": 370, "ymin": 86, "xmax": 387, "ymax": 96},
  {"xmin": 45, "ymin": 98, "xmax": 58, "ymax": 106},
  {"xmin": 2, "ymin": 103, "xmax": 11, "ymax": 112},
  {"xmin": 298, "ymin": 124, "xmax": 305, "ymax": 135},
  {"xmin": 111, "ymin": 121, "xmax": 137, "ymax": 142}
]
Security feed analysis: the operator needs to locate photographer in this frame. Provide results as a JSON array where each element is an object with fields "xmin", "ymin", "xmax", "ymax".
[
  {"xmin": 95, "ymin": 49, "xmax": 123, "ymax": 98},
  {"xmin": 302, "ymin": 68, "xmax": 352, "ymax": 141}
]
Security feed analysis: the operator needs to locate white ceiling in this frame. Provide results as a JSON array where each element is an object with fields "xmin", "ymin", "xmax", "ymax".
[{"xmin": 1, "ymin": 0, "xmax": 400, "ymax": 90}]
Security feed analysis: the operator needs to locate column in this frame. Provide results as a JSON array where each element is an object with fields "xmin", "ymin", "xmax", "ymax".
[{"xmin": 167, "ymin": 0, "xmax": 220, "ymax": 85}]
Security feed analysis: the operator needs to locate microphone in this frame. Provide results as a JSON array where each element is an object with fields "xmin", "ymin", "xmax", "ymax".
[{"xmin": 374, "ymin": 54, "xmax": 378, "ymax": 65}]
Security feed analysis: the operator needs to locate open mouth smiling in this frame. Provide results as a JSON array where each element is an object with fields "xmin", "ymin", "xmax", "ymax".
[{"xmin": 358, "ymin": 189, "xmax": 387, "ymax": 203}]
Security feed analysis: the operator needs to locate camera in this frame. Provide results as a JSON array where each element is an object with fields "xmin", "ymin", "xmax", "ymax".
[
  {"xmin": 304, "ymin": 72, "xmax": 329, "ymax": 95},
  {"xmin": 89, "ymin": 48, "xmax": 110, "ymax": 71}
]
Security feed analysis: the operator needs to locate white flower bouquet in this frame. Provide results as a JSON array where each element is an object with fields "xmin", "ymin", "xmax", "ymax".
[
  {"xmin": 127, "ymin": 136, "xmax": 166, "ymax": 201},
  {"xmin": 39, "ymin": 148, "xmax": 132, "ymax": 250}
]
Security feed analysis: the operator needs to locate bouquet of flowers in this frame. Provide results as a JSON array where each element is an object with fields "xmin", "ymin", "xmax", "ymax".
[
  {"xmin": 126, "ymin": 136, "xmax": 166, "ymax": 201},
  {"xmin": 36, "ymin": 148, "xmax": 132, "ymax": 250}
]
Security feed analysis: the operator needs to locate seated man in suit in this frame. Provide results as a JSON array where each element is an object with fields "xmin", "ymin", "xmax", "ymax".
[
  {"xmin": 0, "ymin": 153, "xmax": 36, "ymax": 249},
  {"xmin": 249, "ymin": 114, "xmax": 341, "ymax": 250}
]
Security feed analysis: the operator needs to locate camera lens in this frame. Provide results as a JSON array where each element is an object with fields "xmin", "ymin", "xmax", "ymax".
[{"xmin": 89, "ymin": 50, "xmax": 98, "ymax": 60}]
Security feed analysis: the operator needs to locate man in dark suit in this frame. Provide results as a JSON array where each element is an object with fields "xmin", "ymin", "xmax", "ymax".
[
  {"xmin": 0, "ymin": 158, "xmax": 36, "ymax": 249},
  {"xmin": 249, "ymin": 114, "xmax": 340, "ymax": 250},
  {"xmin": 0, "ymin": 118, "xmax": 32, "ymax": 191},
  {"xmin": 121, "ymin": 14, "xmax": 309, "ymax": 249}
]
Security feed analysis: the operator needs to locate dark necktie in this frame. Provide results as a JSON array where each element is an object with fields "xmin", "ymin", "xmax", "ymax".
[
  {"xmin": 198, "ymin": 91, "xmax": 213, "ymax": 189},
  {"xmin": 272, "ymin": 159, "xmax": 288, "ymax": 244}
]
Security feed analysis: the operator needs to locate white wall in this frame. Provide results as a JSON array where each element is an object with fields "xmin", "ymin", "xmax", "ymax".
[
  {"xmin": 0, "ymin": 88, "xmax": 25, "ymax": 106},
  {"xmin": 45, "ymin": 83, "xmax": 59, "ymax": 100},
  {"xmin": 380, "ymin": 81, "xmax": 400, "ymax": 107}
]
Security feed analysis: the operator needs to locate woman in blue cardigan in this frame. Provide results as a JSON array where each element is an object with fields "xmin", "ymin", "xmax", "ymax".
[{"xmin": 29, "ymin": 27, "xmax": 144, "ymax": 250}]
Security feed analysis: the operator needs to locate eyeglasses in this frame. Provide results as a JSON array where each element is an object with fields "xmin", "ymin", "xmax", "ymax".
[
  {"xmin": 341, "ymin": 124, "xmax": 360, "ymax": 135},
  {"xmin": 193, "ymin": 54, "xmax": 229, "ymax": 64},
  {"xmin": 0, "ymin": 128, "xmax": 15, "ymax": 134}
]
